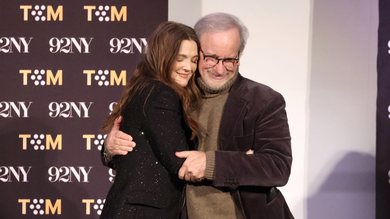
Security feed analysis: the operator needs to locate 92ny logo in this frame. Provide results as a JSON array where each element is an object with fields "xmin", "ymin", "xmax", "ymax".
[
  {"xmin": 49, "ymin": 37, "xmax": 93, "ymax": 54},
  {"xmin": 48, "ymin": 102, "xmax": 92, "ymax": 118},
  {"xmin": 0, "ymin": 37, "xmax": 32, "ymax": 53},
  {"xmin": 48, "ymin": 166, "xmax": 92, "ymax": 183},
  {"xmin": 0, "ymin": 101, "xmax": 32, "ymax": 118},
  {"xmin": 110, "ymin": 38, "xmax": 147, "ymax": 54},
  {"xmin": 0, "ymin": 166, "xmax": 31, "ymax": 182},
  {"xmin": 0, "ymin": 37, "xmax": 93, "ymax": 54}
]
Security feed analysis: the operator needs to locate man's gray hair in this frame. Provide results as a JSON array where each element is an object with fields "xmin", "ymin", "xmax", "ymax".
[{"xmin": 194, "ymin": 12, "xmax": 249, "ymax": 56}]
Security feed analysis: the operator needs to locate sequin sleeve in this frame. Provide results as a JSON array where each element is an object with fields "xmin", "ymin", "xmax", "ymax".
[{"xmin": 143, "ymin": 85, "xmax": 190, "ymax": 175}]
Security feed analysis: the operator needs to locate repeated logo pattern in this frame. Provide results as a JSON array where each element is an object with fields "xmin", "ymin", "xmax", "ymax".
[
  {"xmin": 94, "ymin": 70, "xmax": 111, "ymax": 86},
  {"xmin": 30, "ymin": 5, "xmax": 47, "ymax": 21},
  {"xmin": 29, "ymin": 199, "xmax": 46, "ymax": 215},
  {"xmin": 94, "ymin": 6, "xmax": 111, "ymax": 22},
  {"xmin": 0, "ymin": 1, "xmax": 168, "ymax": 218},
  {"xmin": 29, "ymin": 134, "xmax": 46, "ymax": 150}
]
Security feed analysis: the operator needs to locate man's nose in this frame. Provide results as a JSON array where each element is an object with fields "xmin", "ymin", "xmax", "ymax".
[{"xmin": 214, "ymin": 61, "xmax": 225, "ymax": 74}]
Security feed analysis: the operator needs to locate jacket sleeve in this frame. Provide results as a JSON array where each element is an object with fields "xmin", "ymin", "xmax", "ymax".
[
  {"xmin": 144, "ymin": 86, "xmax": 190, "ymax": 175},
  {"xmin": 100, "ymin": 144, "xmax": 116, "ymax": 169},
  {"xmin": 213, "ymin": 92, "xmax": 292, "ymax": 188}
]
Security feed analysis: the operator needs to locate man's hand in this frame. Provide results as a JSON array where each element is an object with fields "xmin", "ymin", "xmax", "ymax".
[
  {"xmin": 246, "ymin": 149, "xmax": 254, "ymax": 155},
  {"xmin": 104, "ymin": 116, "xmax": 136, "ymax": 156},
  {"xmin": 176, "ymin": 151, "xmax": 206, "ymax": 182}
]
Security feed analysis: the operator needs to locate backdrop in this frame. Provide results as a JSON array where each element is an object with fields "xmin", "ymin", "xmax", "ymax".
[
  {"xmin": 377, "ymin": 1, "xmax": 390, "ymax": 218},
  {"xmin": 0, "ymin": 1, "xmax": 167, "ymax": 218}
]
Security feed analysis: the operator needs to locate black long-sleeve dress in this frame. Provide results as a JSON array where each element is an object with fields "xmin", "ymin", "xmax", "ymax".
[{"xmin": 101, "ymin": 80, "xmax": 194, "ymax": 219}]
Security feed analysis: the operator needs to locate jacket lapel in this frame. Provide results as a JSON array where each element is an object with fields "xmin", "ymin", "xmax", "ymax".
[{"xmin": 218, "ymin": 74, "xmax": 248, "ymax": 150}]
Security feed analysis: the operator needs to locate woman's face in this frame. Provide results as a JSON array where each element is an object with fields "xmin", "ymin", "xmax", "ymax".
[{"xmin": 171, "ymin": 40, "xmax": 199, "ymax": 87}]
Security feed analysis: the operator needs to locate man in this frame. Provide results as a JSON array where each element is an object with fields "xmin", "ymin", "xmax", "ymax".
[{"xmin": 102, "ymin": 13, "xmax": 294, "ymax": 219}]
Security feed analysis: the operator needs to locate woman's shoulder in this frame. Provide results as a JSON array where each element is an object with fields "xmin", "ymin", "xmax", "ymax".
[
  {"xmin": 148, "ymin": 80, "xmax": 172, "ymax": 90},
  {"xmin": 142, "ymin": 80, "xmax": 182, "ymax": 113},
  {"xmin": 147, "ymin": 80, "xmax": 178, "ymax": 97}
]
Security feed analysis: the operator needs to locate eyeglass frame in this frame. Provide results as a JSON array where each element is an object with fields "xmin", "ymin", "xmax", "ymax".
[{"xmin": 200, "ymin": 50, "xmax": 240, "ymax": 70}]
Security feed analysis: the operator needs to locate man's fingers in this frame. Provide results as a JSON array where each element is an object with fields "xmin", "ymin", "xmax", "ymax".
[
  {"xmin": 184, "ymin": 173, "xmax": 192, "ymax": 182},
  {"xmin": 178, "ymin": 166, "xmax": 186, "ymax": 180},
  {"xmin": 114, "ymin": 130, "xmax": 134, "ymax": 142},
  {"xmin": 110, "ymin": 142, "xmax": 135, "ymax": 155},
  {"xmin": 112, "ymin": 116, "xmax": 122, "ymax": 131},
  {"xmin": 246, "ymin": 149, "xmax": 254, "ymax": 155},
  {"xmin": 191, "ymin": 176, "xmax": 203, "ymax": 182},
  {"xmin": 112, "ymin": 131, "xmax": 136, "ymax": 149},
  {"xmin": 103, "ymin": 117, "xmax": 137, "ymax": 157},
  {"xmin": 175, "ymin": 151, "xmax": 191, "ymax": 158},
  {"xmin": 112, "ymin": 149, "xmax": 129, "ymax": 156},
  {"xmin": 105, "ymin": 135, "xmax": 135, "ymax": 157},
  {"xmin": 178, "ymin": 161, "xmax": 194, "ymax": 181}
]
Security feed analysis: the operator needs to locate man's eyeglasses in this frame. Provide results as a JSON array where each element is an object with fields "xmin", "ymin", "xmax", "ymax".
[{"xmin": 200, "ymin": 50, "xmax": 239, "ymax": 71}]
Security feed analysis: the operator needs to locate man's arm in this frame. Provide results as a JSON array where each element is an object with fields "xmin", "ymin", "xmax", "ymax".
[
  {"xmin": 212, "ymin": 93, "xmax": 292, "ymax": 187},
  {"xmin": 177, "ymin": 93, "xmax": 292, "ymax": 187},
  {"xmin": 176, "ymin": 149, "xmax": 253, "ymax": 182},
  {"xmin": 101, "ymin": 116, "xmax": 136, "ymax": 168},
  {"xmin": 176, "ymin": 151, "xmax": 206, "ymax": 181}
]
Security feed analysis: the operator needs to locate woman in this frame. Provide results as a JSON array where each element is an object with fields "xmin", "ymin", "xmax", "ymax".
[{"xmin": 100, "ymin": 21, "xmax": 201, "ymax": 219}]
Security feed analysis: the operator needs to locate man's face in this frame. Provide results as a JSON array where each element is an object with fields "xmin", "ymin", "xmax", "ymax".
[{"xmin": 198, "ymin": 28, "xmax": 241, "ymax": 90}]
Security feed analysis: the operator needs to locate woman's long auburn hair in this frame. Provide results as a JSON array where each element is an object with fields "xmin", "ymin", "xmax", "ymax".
[{"xmin": 102, "ymin": 21, "xmax": 201, "ymax": 139}]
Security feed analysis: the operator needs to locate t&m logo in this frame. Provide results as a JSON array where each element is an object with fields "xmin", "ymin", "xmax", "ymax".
[
  {"xmin": 83, "ymin": 69, "xmax": 127, "ymax": 86},
  {"xmin": 110, "ymin": 37, "xmax": 147, "ymax": 54},
  {"xmin": 84, "ymin": 5, "xmax": 127, "ymax": 22},
  {"xmin": 83, "ymin": 134, "xmax": 106, "ymax": 151},
  {"xmin": 20, "ymin": 69, "xmax": 62, "ymax": 86},
  {"xmin": 0, "ymin": 166, "xmax": 31, "ymax": 183},
  {"xmin": 0, "ymin": 37, "xmax": 33, "ymax": 53},
  {"xmin": 20, "ymin": 5, "xmax": 63, "ymax": 21},
  {"xmin": 0, "ymin": 101, "xmax": 32, "ymax": 118},
  {"xmin": 82, "ymin": 199, "xmax": 105, "ymax": 215},
  {"xmin": 18, "ymin": 199, "xmax": 61, "ymax": 215},
  {"xmin": 19, "ymin": 134, "xmax": 62, "ymax": 151}
]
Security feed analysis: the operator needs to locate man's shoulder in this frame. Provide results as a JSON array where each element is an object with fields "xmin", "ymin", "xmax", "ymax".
[
  {"xmin": 230, "ymin": 74, "xmax": 286, "ymax": 112},
  {"xmin": 234, "ymin": 74, "xmax": 282, "ymax": 97}
]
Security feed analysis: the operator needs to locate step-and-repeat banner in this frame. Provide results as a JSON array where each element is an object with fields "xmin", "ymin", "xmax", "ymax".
[
  {"xmin": 0, "ymin": 1, "xmax": 167, "ymax": 218},
  {"xmin": 377, "ymin": 1, "xmax": 390, "ymax": 218}
]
